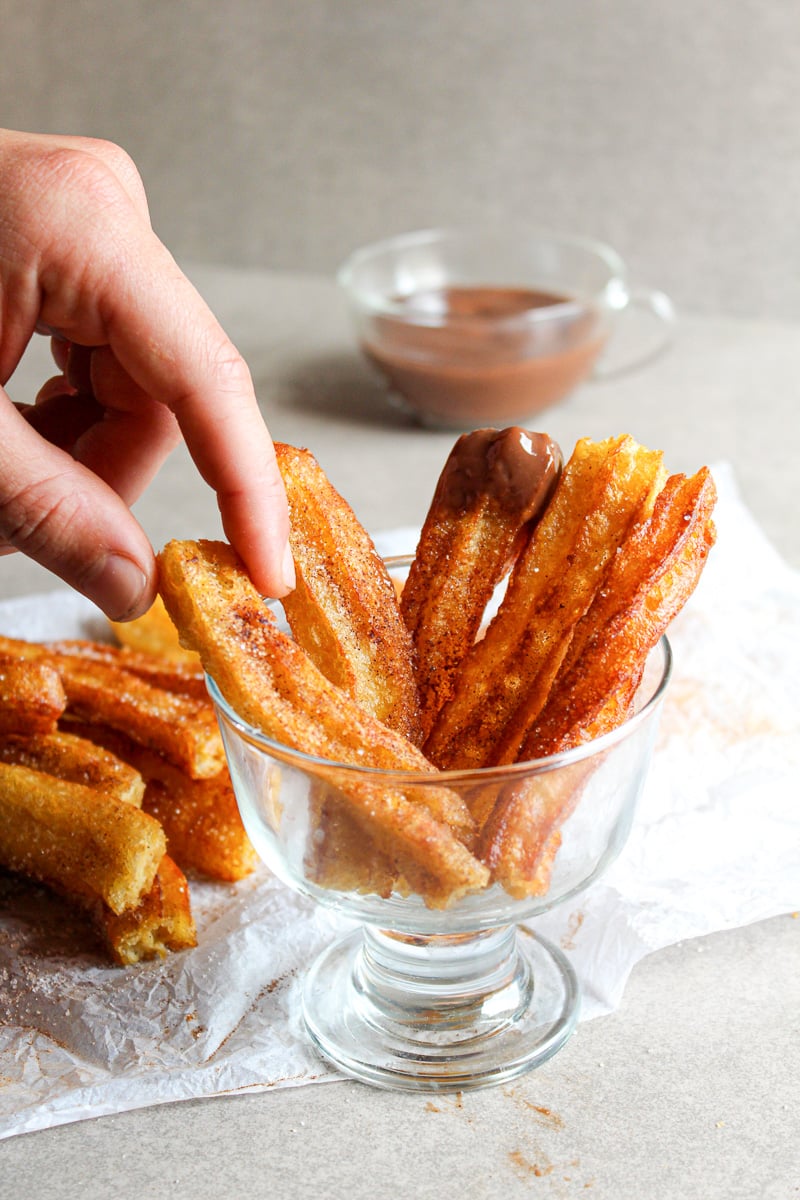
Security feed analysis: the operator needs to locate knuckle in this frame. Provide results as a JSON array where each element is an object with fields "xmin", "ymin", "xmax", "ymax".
[
  {"xmin": 1, "ymin": 134, "xmax": 140, "ymax": 230},
  {"xmin": 205, "ymin": 344, "xmax": 254, "ymax": 397},
  {"xmin": 79, "ymin": 136, "xmax": 140, "ymax": 180},
  {"xmin": 78, "ymin": 138, "xmax": 147, "ymax": 206},
  {"xmin": 35, "ymin": 143, "xmax": 139, "ymax": 221}
]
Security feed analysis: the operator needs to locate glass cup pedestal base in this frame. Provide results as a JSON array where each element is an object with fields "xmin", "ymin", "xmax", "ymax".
[{"xmin": 302, "ymin": 923, "xmax": 579, "ymax": 1092}]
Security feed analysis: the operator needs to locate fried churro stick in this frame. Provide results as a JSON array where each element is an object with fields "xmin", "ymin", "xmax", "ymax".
[
  {"xmin": 424, "ymin": 435, "xmax": 667, "ymax": 770},
  {"xmin": 522, "ymin": 468, "xmax": 717, "ymax": 759},
  {"xmin": 67, "ymin": 722, "xmax": 257, "ymax": 882},
  {"xmin": 0, "ymin": 729, "xmax": 145, "ymax": 805},
  {"xmin": 401, "ymin": 427, "xmax": 562, "ymax": 741},
  {"xmin": 158, "ymin": 539, "xmax": 469, "ymax": 829},
  {"xmin": 96, "ymin": 855, "xmax": 197, "ymax": 965},
  {"xmin": 305, "ymin": 786, "xmax": 398, "ymax": 898},
  {"xmin": 138, "ymin": 757, "xmax": 257, "ymax": 883},
  {"xmin": 0, "ymin": 633, "xmax": 220, "ymax": 775},
  {"xmin": 158, "ymin": 539, "xmax": 488, "ymax": 906},
  {"xmin": 0, "ymin": 655, "xmax": 66, "ymax": 736},
  {"xmin": 0, "ymin": 761, "xmax": 166, "ymax": 914},
  {"xmin": 479, "ymin": 467, "xmax": 717, "ymax": 898},
  {"xmin": 276, "ymin": 442, "xmax": 421, "ymax": 742},
  {"xmin": 108, "ymin": 594, "xmax": 201, "ymax": 668},
  {"xmin": 0, "ymin": 633, "xmax": 41, "ymax": 663},
  {"xmin": 56, "ymin": 655, "xmax": 224, "ymax": 779},
  {"xmin": 275, "ymin": 441, "xmax": 420, "ymax": 891},
  {"xmin": 48, "ymin": 638, "xmax": 207, "ymax": 699},
  {"xmin": 477, "ymin": 749, "xmax": 605, "ymax": 899}
]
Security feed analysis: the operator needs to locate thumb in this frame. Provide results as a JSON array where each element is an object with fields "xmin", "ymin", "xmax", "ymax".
[{"xmin": 0, "ymin": 390, "xmax": 157, "ymax": 619}]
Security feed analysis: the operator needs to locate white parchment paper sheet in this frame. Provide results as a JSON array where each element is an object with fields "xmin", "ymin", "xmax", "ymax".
[{"xmin": 0, "ymin": 462, "xmax": 797, "ymax": 1137}]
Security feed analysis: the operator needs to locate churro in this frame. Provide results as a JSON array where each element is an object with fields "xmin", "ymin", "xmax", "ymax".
[
  {"xmin": 67, "ymin": 721, "xmax": 258, "ymax": 883},
  {"xmin": 276, "ymin": 442, "xmax": 421, "ymax": 742},
  {"xmin": 0, "ymin": 760, "xmax": 166, "ymax": 914},
  {"xmin": 97, "ymin": 854, "xmax": 197, "ymax": 965},
  {"xmin": 424, "ymin": 435, "xmax": 666, "ymax": 770},
  {"xmin": 478, "ymin": 466, "xmax": 717, "ymax": 897},
  {"xmin": 156, "ymin": 430, "xmax": 716, "ymax": 908},
  {"xmin": 158, "ymin": 538, "xmax": 488, "ymax": 905},
  {"xmin": 521, "ymin": 467, "xmax": 717, "ymax": 759},
  {"xmin": 56, "ymin": 653, "xmax": 225, "ymax": 779},
  {"xmin": 48, "ymin": 637, "xmax": 207, "ymax": 699},
  {"xmin": 0, "ymin": 655, "xmax": 66, "ymax": 736},
  {"xmin": 401, "ymin": 427, "xmax": 562, "ymax": 740},
  {"xmin": 305, "ymin": 784, "xmax": 397, "ymax": 897},
  {"xmin": 108, "ymin": 593, "xmax": 201, "ymax": 668},
  {"xmin": 0, "ymin": 728, "xmax": 145, "ymax": 806},
  {"xmin": 0, "ymin": 632, "xmax": 221, "ymax": 775}
]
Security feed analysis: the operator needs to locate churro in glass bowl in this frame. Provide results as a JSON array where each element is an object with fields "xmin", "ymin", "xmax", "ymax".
[
  {"xmin": 158, "ymin": 427, "xmax": 715, "ymax": 1091},
  {"xmin": 208, "ymin": 601, "xmax": 671, "ymax": 1091}
]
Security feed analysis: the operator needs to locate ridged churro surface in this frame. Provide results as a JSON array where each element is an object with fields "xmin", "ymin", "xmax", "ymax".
[
  {"xmin": 277, "ymin": 442, "xmax": 421, "ymax": 742},
  {"xmin": 401, "ymin": 427, "xmax": 562, "ymax": 740}
]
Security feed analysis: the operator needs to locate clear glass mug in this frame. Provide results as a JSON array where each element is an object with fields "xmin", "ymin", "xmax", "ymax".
[
  {"xmin": 207, "ymin": 556, "xmax": 672, "ymax": 1092},
  {"xmin": 337, "ymin": 228, "xmax": 675, "ymax": 430}
]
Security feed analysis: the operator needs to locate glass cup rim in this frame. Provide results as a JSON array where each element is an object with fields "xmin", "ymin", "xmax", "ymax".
[
  {"xmin": 206, "ymin": 621, "xmax": 672, "ymax": 787},
  {"xmin": 336, "ymin": 226, "xmax": 630, "ymax": 325}
]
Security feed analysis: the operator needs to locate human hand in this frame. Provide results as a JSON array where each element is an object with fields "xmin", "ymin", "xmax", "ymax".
[{"xmin": 0, "ymin": 128, "xmax": 294, "ymax": 619}]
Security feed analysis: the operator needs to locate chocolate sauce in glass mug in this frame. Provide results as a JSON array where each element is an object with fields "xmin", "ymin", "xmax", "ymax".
[{"xmin": 362, "ymin": 284, "xmax": 607, "ymax": 427}]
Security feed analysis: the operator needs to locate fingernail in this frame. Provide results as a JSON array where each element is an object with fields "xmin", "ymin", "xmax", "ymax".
[
  {"xmin": 90, "ymin": 553, "xmax": 149, "ymax": 620},
  {"xmin": 282, "ymin": 541, "xmax": 296, "ymax": 591}
]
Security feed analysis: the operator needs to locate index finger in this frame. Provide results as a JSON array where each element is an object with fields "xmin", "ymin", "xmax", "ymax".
[{"xmin": 42, "ymin": 220, "xmax": 294, "ymax": 598}]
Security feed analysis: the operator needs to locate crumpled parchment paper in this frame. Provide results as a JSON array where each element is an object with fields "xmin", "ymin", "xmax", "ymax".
[{"xmin": 0, "ymin": 463, "xmax": 797, "ymax": 1137}]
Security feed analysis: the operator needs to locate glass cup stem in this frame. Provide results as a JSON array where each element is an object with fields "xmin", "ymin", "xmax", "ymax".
[
  {"xmin": 356, "ymin": 925, "xmax": 529, "ymax": 1032},
  {"xmin": 302, "ymin": 923, "xmax": 580, "ymax": 1090}
]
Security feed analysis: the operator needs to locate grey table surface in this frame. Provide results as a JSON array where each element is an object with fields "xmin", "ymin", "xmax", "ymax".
[{"xmin": 2, "ymin": 265, "xmax": 799, "ymax": 1200}]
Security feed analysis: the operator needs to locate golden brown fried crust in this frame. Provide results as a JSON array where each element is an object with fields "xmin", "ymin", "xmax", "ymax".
[
  {"xmin": 0, "ymin": 629, "xmax": 261, "ymax": 957},
  {"xmin": 48, "ymin": 637, "xmax": 207, "ymax": 699},
  {"xmin": 401, "ymin": 428, "xmax": 563, "ymax": 741},
  {"xmin": 305, "ymin": 781, "xmax": 398, "ymax": 897},
  {"xmin": 520, "ymin": 468, "xmax": 717, "ymax": 760},
  {"xmin": 158, "ymin": 539, "xmax": 470, "ymax": 828},
  {"xmin": 0, "ymin": 430, "xmax": 717, "ymax": 917},
  {"xmin": 0, "ymin": 761, "xmax": 166, "ymax": 914},
  {"xmin": 276, "ymin": 442, "xmax": 422, "ymax": 742},
  {"xmin": 141, "ymin": 765, "xmax": 257, "ymax": 884},
  {"xmin": 0, "ymin": 633, "xmax": 220, "ymax": 775},
  {"xmin": 66, "ymin": 721, "xmax": 257, "ymax": 883},
  {"xmin": 478, "ymin": 760, "xmax": 596, "ymax": 899},
  {"xmin": 0, "ymin": 634, "xmax": 41, "ymax": 662},
  {"xmin": 424, "ymin": 435, "xmax": 667, "ymax": 770},
  {"xmin": 158, "ymin": 538, "xmax": 488, "ymax": 905},
  {"xmin": 0, "ymin": 655, "xmax": 66, "ymax": 736},
  {"xmin": 108, "ymin": 594, "xmax": 201, "ymax": 668},
  {"xmin": 55, "ymin": 654, "xmax": 224, "ymax": 779},
  {"xmin": 0, "ymin": 729, "xmax": 145, "ymax": 806},
  {"xmin": 476, "ymin": 467, "xmax": 717, "ymax": 898},
  {"xmin": 96, "ymin": 854, "xmax": 197, "ymax": 965}
]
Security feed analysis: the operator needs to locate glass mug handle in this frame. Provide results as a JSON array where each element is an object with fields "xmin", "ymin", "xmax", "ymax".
[{"xmin": 593, "ymin": 286, "xmax": 676, "ymax": 380}]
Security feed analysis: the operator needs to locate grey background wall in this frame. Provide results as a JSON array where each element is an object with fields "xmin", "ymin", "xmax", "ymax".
[{"xmin": 2, "ymin": 0, "xmax": 798, "ymax": 319}]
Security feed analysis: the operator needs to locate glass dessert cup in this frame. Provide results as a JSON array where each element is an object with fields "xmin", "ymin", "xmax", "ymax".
[{"xmin": 207, "ymin": 577, "xmax": 671, "ymax": 1092}]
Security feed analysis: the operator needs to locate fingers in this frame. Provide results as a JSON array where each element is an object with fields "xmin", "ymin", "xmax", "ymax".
[
  {"xmin": 71, "ymin": 345, "xmax": 184, "ymax": 504},
  {"xmin": 152, "ymin": 347, "xmax": 295, "ymax": 597},
  {"xmin": 77, "ymin": 255, "xmax": 293, "ymax": 596},
  {"xmin": 21, "ymin": 349, "xmax": 182, "ymax": 506},
  {"xmin": 0, "ymin": 129, "xmax": 294, "ymax": 598},
  {"xmin": 17, "ymin": 386, "xmax": 104, "ymax": 452},
  {"xmin": 5, "ymin": 129, "xmax": 152, "ymax": 224},
  {"xmin": 92, "ymin": 256, "xmax": 293, "ymax": 596},
  {"xmin": 0, "ymin": 388, "xmax": 157, "ymax": 619}
]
